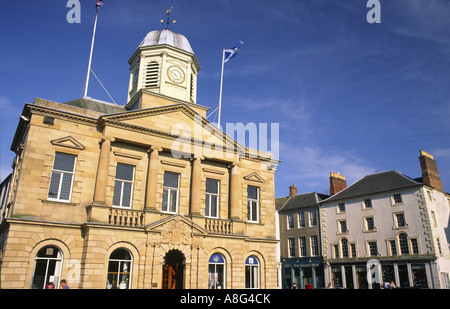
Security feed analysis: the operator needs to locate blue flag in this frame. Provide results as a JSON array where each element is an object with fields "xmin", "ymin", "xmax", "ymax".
[{"xmin": 224, "ymin": 41, "xmax": 244, "ymax": 63}]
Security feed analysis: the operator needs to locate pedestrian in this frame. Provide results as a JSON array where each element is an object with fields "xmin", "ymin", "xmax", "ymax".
[
  {"xmin": 60, "ymin": 279, "xmax": 70, "ymax": 289},
  {"xmin": 390, "ymin": 281, "xmax": 396, "ymax": 289},
  {"xmin": 384, "ymin": 281, "xmax": 391, "ymax": 289}
]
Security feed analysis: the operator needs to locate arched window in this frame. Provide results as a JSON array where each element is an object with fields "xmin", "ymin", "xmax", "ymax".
[
  {"xmin": 208, "ymin": 253, "xmax": 225, "ymax": 289},
  {"xmin": 107, "ymin": 248, "xmax": 132, "ymax": 289},
  {"xmin": 245, "ymin": 255, "xmax": 260, "ymax": 289},
  {"xmin": 341, "ymin": 238, "xmax": 349, "ymax": 258},
  {"xmin": 31, "ymin": 246, "xmax": 63, "ymax": 289},
  {"xmin": 399, "ymin": 233, "xmax": 409, "ymax": 255}
]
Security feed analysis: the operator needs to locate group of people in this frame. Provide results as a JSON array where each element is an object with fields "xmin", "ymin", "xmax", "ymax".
[
  {"xmin": 45, "ymin": 279, "xmax": 70, "ymax": 289},
  {"xmin": 383, "ymin": 281, "xmax": 396, "ymax": 289}
]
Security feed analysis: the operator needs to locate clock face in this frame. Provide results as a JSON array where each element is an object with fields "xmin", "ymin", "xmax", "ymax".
[{"xmin": 167, "ymin": 65, "xmax": 185, "ymax": 84}]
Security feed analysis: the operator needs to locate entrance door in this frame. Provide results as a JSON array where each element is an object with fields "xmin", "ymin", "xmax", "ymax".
[
  {"xmin": 162, "ymin": 264, "xmax": 177, "ymax": 289},
  {"xmin": 162, "ymin": 250, "xmax": 185, "ymax": 289}
]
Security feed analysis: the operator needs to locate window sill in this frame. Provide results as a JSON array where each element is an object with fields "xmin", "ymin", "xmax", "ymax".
[
  {"xmin": 393, "ymin": 225, "xmax": 409, "ymax": 230},
  {"xmin": 337, "ymin": 231, "xmax": 349, "ymax": 236},
  {"xmin": 363, "ymin": 229, "xmax": 377, "ymax": 233},
  {"xmin": 41, "ymin": 199, "xmax": 77, "ymax": 207}
]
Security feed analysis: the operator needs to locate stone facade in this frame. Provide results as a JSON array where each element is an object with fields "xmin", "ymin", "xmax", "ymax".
[{"xmin": 0, "ymin": 29, "xmax": 279, "ymax": 289}]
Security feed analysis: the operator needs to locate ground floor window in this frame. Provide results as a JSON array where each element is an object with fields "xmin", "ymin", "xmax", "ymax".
[
  {"xmin": 382, "ymin": 265, "xmax": 395, "ymax": 286},
  {"xmin": 330, "ymin": 262, "xmax": 431, "ymax": 289},
  {"xmin": 31, "ymin": 246, "xmax": 63, "ymax": 289},
  {"xmin": 331, "ymin": 267, "xmax": 342, "ymax": 288},
  {"xmin": 208, "ymin": 253, "xmax": 225, "ymax": 289},
  {"xmin": 107, "ymin": 248, "xmax": 132, "ymax": 289},
  {"xmin": 412, "ymin": 264, "xmax": 428, "ymax": 288},
  {"xmin": 245, "ymin": 256, "xmax": 259, "ymax": 289}
]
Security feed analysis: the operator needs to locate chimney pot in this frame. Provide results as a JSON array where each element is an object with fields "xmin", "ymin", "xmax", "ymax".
[
  {"xmin": 330, "ymin": 172, "xmax": 347, "ymax": 195},
  {"xmin": 289, "ymin": 183, "xmax": 297, "ymax": 197},
  {"xmin": 419, "ymin": 150, "xmax": 443, "ymax": 192}
]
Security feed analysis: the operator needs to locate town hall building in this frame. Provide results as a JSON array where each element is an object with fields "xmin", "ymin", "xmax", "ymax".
[{"xmin": 0, "ymin": 27, "xmax": 279, "ymax": 289}]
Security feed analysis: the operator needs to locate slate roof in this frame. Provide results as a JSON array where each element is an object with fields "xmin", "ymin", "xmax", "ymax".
[
  {"xmin": 322, "ymin": 170, "xmax": 423, "ymax": 204},
  {"xmin": 63, "ymin": 97, "xmax": 126, "ymax": 114},
  {"xmin": 276, "ymin": 192, "xmax": 329, "ymax": 212}
]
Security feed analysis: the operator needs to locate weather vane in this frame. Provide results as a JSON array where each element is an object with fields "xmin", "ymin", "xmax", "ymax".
[{"xmin": 161, "ymin": 6, "xmax": 176, "ymax": 30}]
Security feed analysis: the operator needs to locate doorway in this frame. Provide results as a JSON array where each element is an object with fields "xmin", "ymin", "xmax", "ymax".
[{"xmin": 162, "ymin": 250, "xmax": 185, "ymax": 289}]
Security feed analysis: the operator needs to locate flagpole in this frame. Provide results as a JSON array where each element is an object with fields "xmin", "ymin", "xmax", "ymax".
[
  {"xmin": 83, "ymin": 9, "xmax": 100, "ymax": 98},
  {"xmin": 217, "ymin": 48, "xmax": 226, "ymax": 129}
]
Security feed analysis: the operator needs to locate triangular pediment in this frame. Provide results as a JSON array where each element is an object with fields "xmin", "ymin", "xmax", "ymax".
[
  {"xmin": 101, "ymin": 104, "xmax": 245, "ymax": 158},
  {"xmin": 51, "ymin": 136, "xmax": 85, "ymax": 150},
  {"xmin": 145, "ymin": 214, "xmax": 208, "ymax": 237},
  {"xmin": 244, "ymin": 172, "xmax": 265, "ymax": 183}
]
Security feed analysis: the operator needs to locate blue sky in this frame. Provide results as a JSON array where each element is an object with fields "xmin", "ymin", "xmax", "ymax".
[{"xmin": 1, "ymin": 0, "xmax": 449, "ymax": 197}]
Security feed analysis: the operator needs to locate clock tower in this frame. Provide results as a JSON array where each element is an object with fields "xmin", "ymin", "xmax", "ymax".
[{"xmin": 126, "ymin": 28, "xmax": 202, "ymax": 111}]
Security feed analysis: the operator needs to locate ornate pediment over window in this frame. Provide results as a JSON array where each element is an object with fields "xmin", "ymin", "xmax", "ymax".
[
  {"xmin": 244, "ymin": 172, "xmax": 265, "ymax": 183},
  {"xmin": 51, "ymin": 136, "xmax": 85, "ymax": 150}
]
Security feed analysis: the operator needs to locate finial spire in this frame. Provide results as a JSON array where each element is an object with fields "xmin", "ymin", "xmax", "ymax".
[{"xmin": 161, "ymin": 6, "xmax": 176, "ymax": 30}]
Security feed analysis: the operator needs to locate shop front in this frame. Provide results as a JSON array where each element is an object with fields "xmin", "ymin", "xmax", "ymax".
[
  {"xmin": 281, "ymin": 257, "xmax": 324, "ymax": 289},
  {"xmin": 326, "ymin": 259, "xmax": 434, "ymax": 289}
]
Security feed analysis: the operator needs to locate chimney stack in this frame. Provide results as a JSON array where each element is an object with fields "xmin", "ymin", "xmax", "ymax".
[
  {"xmin": 330, "ymin": 172, "xmax": 347, "ymax": 195},
  {"xmin": 289, "ymin": 183, "xmax": 298, "ymax": 197},
  {"xmin": 419, "ymin": 150, "xmax": 443, "ymax": 192}
]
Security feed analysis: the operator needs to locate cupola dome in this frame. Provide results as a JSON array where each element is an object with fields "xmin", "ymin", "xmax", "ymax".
[{"xmin": 139, "ymin": 29, "xmax": 194, "ymax": 54}]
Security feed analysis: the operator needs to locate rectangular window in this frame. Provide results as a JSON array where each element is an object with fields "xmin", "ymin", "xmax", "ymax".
[
  {"xmin": 351, "ymin": 243, "xmax": 357, "ymax": 257},
  {"xmin": 205, "ymin": 178, "xmax": 219, "ymax": 218},
  {"xmin": 334, "ymin": 245, "xmax": 339, "ymax": 259},
  {"xmin": 364, "ymin": 199, "xmax": 372, "ymax": 208},
  {"xmin": 411, "ymin": 238, "xmax": 419, "ymax": 255},
  {"xmin": 288, "ymin": 238, "xmax": 296, "ymax": 257},
  {"xmin": 309, "ymin": 210, "xmax": 317, "ymax": 226},
  {"xmin": 395, "ymin": 213, "xmax": 406, "ymax": 227},
  {"xmin": 365, "ymin": 217, "xmax": 375, "ymax": 231},
  {"xmin": 298, "ymin": 212, "xmax": 305, "ymax": 228},
  {"xmin": 299, "ymin": 237, "xmax": 307, "ymax": 257},
  {"xmin": 48, "ymin": 152, "xmax": 77, "ymax": 202},
  {"xmin": 310, "ymin": 235, "xmax": 319, "ymax": 256},
  {"xmin": 162, "ymin": 171, "xmax": 179, "ymax": 213},
  {"xmin": 390, "ymin": 240, "xmax": 397, "ymax": 256},
  {"xmin": 368, "ymin": 241, "xmax": 378, "ymax": 256},
  {"xmin": 393, "ymin": 193, "xmax": 403, "ymax": 204},
  {"xmin": 112, "ymin": 163, "xmax": 135, "ymax": 208},
  {"xmin": 287, "ymin": 213, "xmax": 294, "ymax": 229},
  {"xmin": 247, "ymin": 186, "xmax": 259, "ymax": 222},
  {"xmin": 338, "ymin": 203, "xmax": 346, "ymax": 213},
  {"xmin": 339, "ymin": 220, "xmax": 347, "ymax": 233}
]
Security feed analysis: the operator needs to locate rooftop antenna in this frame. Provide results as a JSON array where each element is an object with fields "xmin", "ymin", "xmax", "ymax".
[{"xmin": 161, "ymin": 6, "xmax": 176, "ymax": 30}]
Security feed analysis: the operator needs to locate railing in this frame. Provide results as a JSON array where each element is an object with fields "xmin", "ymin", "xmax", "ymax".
[
  {"xmin": 109, "ymin": 208, "xmax": 144, "ymax": 227},
  {"xmin": 205, "ymin": 218, "xmax": 232, "ymax": 235}
]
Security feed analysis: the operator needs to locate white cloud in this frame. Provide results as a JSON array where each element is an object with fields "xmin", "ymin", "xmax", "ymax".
[
  {"xmin": 277, "ymin": 143, "xmax": 376, "ymax": 193},
  {"xmin": 390, "ymin": 0, "xmax": 450, "ymax": 45},
  {"xmin": 0, "ymin": 96, "xmax": 11, "ymax": 109}
]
